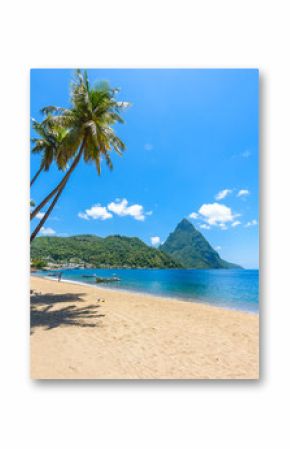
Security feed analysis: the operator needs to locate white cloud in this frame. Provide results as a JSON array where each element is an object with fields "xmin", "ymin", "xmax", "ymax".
[
  {"xmin": 78, "ymin": 205, "xmax": 112, "ymax": 221},
  {"xmin": 245, "ymin": 219, "xmax": 258, "ymax": 228},
  {"xmin": 150, "ymin": 236, "xmax": 161, "ymax": 246},
  {"xmin": 237, "ymin": 189, "xmax": 250, "ymax": 198},
  {"xmin": 200, "ymin": 224, "xmax": 211, "ymax": 230},
  {"xmin": 215, "ymin": 189, "xmax": 232, "ymax": 200},
  {"xmin": 198, "ymin": 202, "xmax": 235, "ymax": 226},
  {"xmin": 215, "ymin": 246, "xmax": 222, "ymax": 251},
  {"xmin": 78, "ymin": 212, "xmax": 89, "ymax": 220},
  {"xmin": 108, "ymin": 198, "xmax": 147, "ymax": 221},
  {"xmin": 144, "ymin": 143, "xmax": 153, "ymax": 151},
  {"xmin": 79, "ymin": 199, "xmax": 150, "ymax": 222},
  {"xmin": 40, "ymin": 227, "xmax": 56, "ymax": 236},
  {"xmin": 219, "ymin": 223, "xmax": 228, "ymax": 230},
  {"xmin": 231, "ymin": 220, "xmax": 241, "ymax": 228},
  {"xmin": 189, "ymin": 212, "xmax": 199, "ymax": 219},
  {"xmin": 36, "ymin": 212, "xmax": 45, "ymax": 219}
]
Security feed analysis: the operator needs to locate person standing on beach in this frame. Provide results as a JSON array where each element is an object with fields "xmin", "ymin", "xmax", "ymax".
[{"xmin": 57, "ymin": 272, "xmax": 63, "ymax": 282}]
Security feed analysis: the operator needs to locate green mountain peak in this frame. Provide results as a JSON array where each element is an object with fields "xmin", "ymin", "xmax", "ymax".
[
  {"xmin": 176, "ymin": 218, "xmax": 195, "ymax": 231},
  {"xmin": 160, "ymin": 218, "xmax": 242, "ymax": 269}
]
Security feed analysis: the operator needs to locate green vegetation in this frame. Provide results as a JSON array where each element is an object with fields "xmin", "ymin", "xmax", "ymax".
[
  {"xmin": 30, "ymin": 259, "xmax": 47, "ymax": 269},
  {"xmin": 30, "ymin": 70, "xmax": 129, "ymax": 242},
  {"xmin": 30, "ymin": 219, "xmax": 242, "ymax": 270},
  {"xmin": 30, "ymin": 121, "xmax": 68, "ymax": 186},
  {"xmin": 160, "ymin": 219, "xmax": 242, "ymax": 269},
  {"xmin": 31, "ymin": 235, "xmax": 182, "ymax": 269}
]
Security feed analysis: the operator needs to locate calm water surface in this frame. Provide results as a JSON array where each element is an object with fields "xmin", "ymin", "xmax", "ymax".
[{"xmin": 35, "ymin": 268, "xmax": 259, "ymax": 313}]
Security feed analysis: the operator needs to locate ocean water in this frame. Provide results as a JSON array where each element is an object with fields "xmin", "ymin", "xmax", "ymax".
[{"xmin": 35, "ymin": 268, "xmax": 259, "ymax": 313}]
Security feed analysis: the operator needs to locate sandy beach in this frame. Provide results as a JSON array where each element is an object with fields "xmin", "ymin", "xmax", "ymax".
[{"xmin": 30, "ymin": 276, "xmax": 259, "ymax": 379}]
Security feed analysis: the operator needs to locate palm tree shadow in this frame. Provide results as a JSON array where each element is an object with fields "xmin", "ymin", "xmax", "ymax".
[{"xmin": 30, "ymin": 291, "xmax": 105, "ymax": 334}]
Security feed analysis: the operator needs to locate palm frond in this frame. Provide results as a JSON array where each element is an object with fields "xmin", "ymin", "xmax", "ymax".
[
  {"xmin": 31, "ymin": 70, "xmax": 129, "ymax": 185},
  {"xmin": 41, "ymin": 106, "xmax": 72, "ymax": 116}
]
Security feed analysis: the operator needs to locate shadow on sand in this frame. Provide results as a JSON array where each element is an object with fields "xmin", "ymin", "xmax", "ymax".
[{"xmin": 30, "ymin": 290, "xmax": 105, "ymax": 334}]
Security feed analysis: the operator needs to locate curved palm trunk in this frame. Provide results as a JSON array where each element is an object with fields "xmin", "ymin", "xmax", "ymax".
[
  {"xmin": 30, "ymin": 144, "xmax": 85, "ymax": 242},
  {"xmin": 30, "ymin": 177, "xmax": 68, "ymax": 243},
  {"xmin": 30, "ymin": 175, "xmax": 66, "ymax": 221},
  {"xmin": 30, "ymin": 165, "xmax": 43, "ymax": 187},
  {"xmin": 30, "ymin": 142, "xmax": 84, "ymax": 221}
]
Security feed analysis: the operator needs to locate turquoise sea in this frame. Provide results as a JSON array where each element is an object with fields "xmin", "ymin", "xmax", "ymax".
[{"xmin": 35, "ymin": 268, "xmax": 259, "ymax": 313}]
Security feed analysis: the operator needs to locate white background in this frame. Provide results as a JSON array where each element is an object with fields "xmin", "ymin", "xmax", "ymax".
[{"xmin": 0, "ymin": 1, "xmax": 289, "ymax": 448}]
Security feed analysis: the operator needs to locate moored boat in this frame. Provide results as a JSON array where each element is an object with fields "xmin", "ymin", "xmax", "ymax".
[{"xmin": 95, "ymin": 276, "xmax": 120, "ymax": 283}]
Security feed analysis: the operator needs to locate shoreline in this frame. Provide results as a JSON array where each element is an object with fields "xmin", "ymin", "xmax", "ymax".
[
  {"xmin": 30, "ymin": 276, "xmax": 259, "ymax": 379},
  {"xmin": 32, "ymin": 274, "xmax": 258, "ymax": 315}
]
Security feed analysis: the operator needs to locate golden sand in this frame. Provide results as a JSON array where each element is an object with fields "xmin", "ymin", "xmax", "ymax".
[{"xmin": 30, "ymin": 276, "xmax": 259, "ymax": 379}]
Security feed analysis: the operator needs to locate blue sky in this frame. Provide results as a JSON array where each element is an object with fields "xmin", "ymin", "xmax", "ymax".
[{"xmin": 30, "ymin": 69, "xmax": 259, "ymax": 268}]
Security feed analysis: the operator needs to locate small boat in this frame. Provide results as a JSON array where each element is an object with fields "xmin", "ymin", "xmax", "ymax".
[
  {"xmin": 82, "ymin": 274, "xmax": 96, "ymax": 278},
  {"xmin": 47, "ymin": 273, "xmax": 58, "ymax": 277},
  {"xmin": 95, "ymin": 276, "xmax": 120, "ymax": 283}
]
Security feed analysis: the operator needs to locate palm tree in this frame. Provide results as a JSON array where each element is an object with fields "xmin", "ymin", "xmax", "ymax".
[
  {"xmin": 30, "ymin": 119, "xmax": 68, "ymax": 186},
  {"xmin": 30, "ymin": 70, "xmax": 129, "ymax": 242}
]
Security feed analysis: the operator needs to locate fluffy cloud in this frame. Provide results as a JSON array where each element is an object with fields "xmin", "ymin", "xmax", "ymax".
[
  {"xmin": 79, "ymin": 199, "xmax": 150, "ymax": 222},
  {"xmin": 200, "ymin": 224, "xmax": 211, "ymax": 230},
  {"xmin": 237, "ymin": 189, "xmax": 250, "ymax": 198},
  {"xmin": 215, "ymin": 246, "xmax": 222, "ymax": 251},
  {"xmin": 78, "ymin": 205, "xmax": 113, "ymax": 221},
  {"xmin": 189, "ymin": 212, "xmax": 199, "ymax": 219},
  {"xmin": 198, "ymin": 202, "xmax": 235, "ymax": 226},
  {"xmin": 215, "ymin": 189, "xmax": 232, "ymax": 200},
  {"xmin": 40, "ymin": 227, "xmax": 56, "ymax": 236},
  {"xmin": 150, "ymin": 236, "xmax": 161, "ymax": 246},
  {"xmin": 36, "ymin": 212, "xmax": 45, "ymax": 219},
  {"xmin": 231, "ymin": 220, "xmax": 241, "ymax": 228},
  {"xmin": 78, "ymin": 212, "xmax": 89, "ymax": 220},
  {"xmin": 107, "ymin": 198, "xmax": 146, "ymax": 221},
  {"xmin": 245, "ymin": 219, "xmax": 258, "ymax": 228}
]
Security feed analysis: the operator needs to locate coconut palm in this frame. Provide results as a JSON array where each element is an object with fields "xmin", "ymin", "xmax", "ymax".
[
  {"xmin": 30, "ymin": 70, "xmax": 129, "ymax": 242},
  {"xmin": 30, "ymin": 119, "xmax": 68, "ymax": 186}
]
